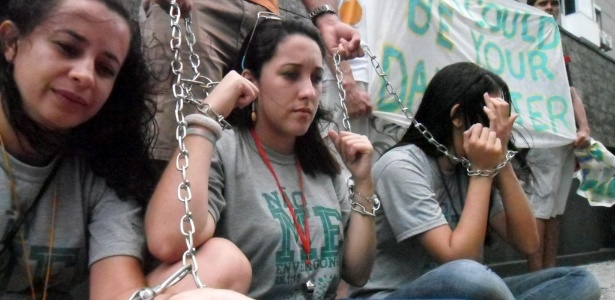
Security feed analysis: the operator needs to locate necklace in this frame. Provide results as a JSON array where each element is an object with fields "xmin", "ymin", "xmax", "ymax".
[
  {"xmin": 437, "ymin": 164, "xmax": 464, "ymax": 222},
  {"xmin": 1, "ymin": 133, "xmax": 57, "ymax": 300},
  {"xmin": 249, "ymin": 129, "xmax": 312, "ymax": 266}
]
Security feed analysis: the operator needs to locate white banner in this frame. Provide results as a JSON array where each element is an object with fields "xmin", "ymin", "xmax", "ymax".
[{"xmin": 364, "ymin": 0, "xmax": 576, "ymax": 148}]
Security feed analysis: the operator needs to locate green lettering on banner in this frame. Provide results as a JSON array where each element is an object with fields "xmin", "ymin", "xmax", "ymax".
[
  {"xmin": 510, "ymin": 91, "xmax": 523, "ymax": 126},
  {"xmin": 528, "ymin": 50, "xmax": 554, "ymax": 81},
  {"xmin": 408, "ymin": 0, "xmax": 432, "ymax": 35},
  {"xmin": 505, "ymin": 49, "xmax": 526, "ymax": 79},
  {"xmin": 537, "ymin": 16, "xmax": 560, "ymax": 50},
  {"xmin": 471, "ymin": 31, "xmax": 484, "ymax": 64},
  {"xmin": 408, "ymin": 60, "xmax": 427, "ymax": 110},
  {"xmin": 482, "ymin": 2, "xmax": 501, "ymax": 33},
  {"xmin": 468, "ymin": 0, "xmax": 488, "ymax": 29},
  {"xmin": 446, "ymin": 0, "xmax": 483, "ymax": 28},
  {"xmin": 437, "ymin": 1, "xmax": 453, "ymax": 50},
  {"xmin": 526, "ymin": 95, "xmax": 548, "ymax": 132},
  {"xmin": 546, "ymin": 95, "xmax": 572, "ymax": 133},
  {"xmin": 484, "ymin": 41, "xmax": 505, "ymax": 75},
  {"xmin": 501, "ymin": 9, "xmax": 522, "ymax": 39},
  {"xmin": 313, "ymin": 207, "xmax": 342, "ymax": 259},
  {"xmin": 378, "ymin": 45, "xmax": 408, "ymax": 112},
  {"xmin": 521, "ymin": 13, "xmax": 536, "ymax": 43}
]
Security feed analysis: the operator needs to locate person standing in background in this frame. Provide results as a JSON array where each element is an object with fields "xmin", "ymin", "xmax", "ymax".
[
  {"xmin": 525, "ymin": 0, "xmax": 592, "ymax": 271},
  {"xmin": 320, "ymin": 0, "xmax": 403, "ymax": 163}
]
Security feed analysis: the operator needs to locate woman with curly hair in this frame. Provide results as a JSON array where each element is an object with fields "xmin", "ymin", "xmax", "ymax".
[{"xmin": 0, "ymin": 0, "xmax": 250, "ymax": 298}]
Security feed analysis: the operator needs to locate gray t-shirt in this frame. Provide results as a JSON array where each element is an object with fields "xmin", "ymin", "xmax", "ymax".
[
  {"xmin": 208, "ymin": 129, "xmax": 351, "ymax": 300},
  {"xmin": 0, "ymin": 155, "xmax": 144, "ymax": 299},
  {"xmin": 350, "ymin": 144, "xmax": 504, "ymax": 298}
]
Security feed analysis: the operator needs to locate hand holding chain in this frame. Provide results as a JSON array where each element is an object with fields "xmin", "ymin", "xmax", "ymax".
[
  {"xmin": 334, "ymin": 50, "xmax": 381, "ymax": 218},
  {"xmin": 359, "ymin": 45, "xmax": 517, "ymax": 176}
]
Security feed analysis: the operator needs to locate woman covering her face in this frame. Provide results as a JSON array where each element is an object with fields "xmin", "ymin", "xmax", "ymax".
[
  {"xmin": 146, "ymin": 18, "xmax": 377, "ymax": 299},
  {"xmin": 348, "ymin": 62, "xmax": 600, "ymax": 300}
]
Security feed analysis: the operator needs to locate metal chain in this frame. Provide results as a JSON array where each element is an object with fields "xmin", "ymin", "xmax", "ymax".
[
  {"xmin": 339, "ymin": 45, "xmax": 516, "ymax": 175},
  {"xmin": 128, "ymin": 3, "xmax": 209, "ymax": 298},
  {"xmin": 333, "ymin": 51, "xmax": 352, "ymax": 133},
  {"xmin": 347, "ymin": 178, "xmax": 381, "ymax": 219},
  {"xmin": 168, "ymin": 1, "xmax": 205, "ymax": 290},
  {"xmin": 129, "ymin": 265, "xmax": 192, "ymax": 300}
]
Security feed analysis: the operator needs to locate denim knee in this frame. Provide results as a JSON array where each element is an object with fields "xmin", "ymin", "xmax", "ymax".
[{"xmin": 398, "ymin": 259, "xmax": 513, "ymax": 300}]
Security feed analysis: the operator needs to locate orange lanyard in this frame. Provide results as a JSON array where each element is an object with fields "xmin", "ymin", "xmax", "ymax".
[{"xmin": 249, "ymin": 128, "xmax": 312, "ymax": 266}]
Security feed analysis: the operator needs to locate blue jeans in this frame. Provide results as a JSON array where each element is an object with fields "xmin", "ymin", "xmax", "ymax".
[
  {"xmin": 384, "ymin": 260, "xmax": 514, "ymax": 300},
  {"xmin": 503, "ymin": 266, "xmax": 600, "ymax": 300},
  {"xmin": 381, "ymin": 261, "xmax": 600, "ymax": 300}
]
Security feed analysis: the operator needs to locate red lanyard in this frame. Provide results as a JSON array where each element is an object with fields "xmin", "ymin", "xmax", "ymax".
[{"xmin": 250, "ymin": 128, "xmax": 312, "ymax": 267}]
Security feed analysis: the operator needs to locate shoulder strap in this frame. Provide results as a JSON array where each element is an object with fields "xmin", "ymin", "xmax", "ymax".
[{"xmin": 1, "ymin": 158, "xmax": 63, "ymax": 248}]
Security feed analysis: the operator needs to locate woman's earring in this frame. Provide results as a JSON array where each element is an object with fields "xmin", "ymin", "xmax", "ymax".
[{"xmin": 251, "ymin": 101, "xmax": 257, "ymax": 123}]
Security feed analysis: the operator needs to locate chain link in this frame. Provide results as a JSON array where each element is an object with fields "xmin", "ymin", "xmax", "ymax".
[
  {"xmin": 128, "ymin": 2, "xmax": 209, "ymax": 296},
  {"xmin": 169, "ymin": 1, "xmax": 205, "ymax": 289},
  {"xmin": 356, "ymin": 45, "xmax": 516, "ymax": 174},
  {"xmin": 333, "ymin": 51, "xmax": 352, "ymax": 133},
  {"xmin": 129, "ymin": 265, "xmax": 193, "ymax": 300},
  {"xmin": 346, "ymin": 177, "xmax": 381, "ymax": 219}
]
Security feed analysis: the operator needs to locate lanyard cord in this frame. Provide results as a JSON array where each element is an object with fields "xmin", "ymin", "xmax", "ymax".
[
  {"xmin": 249, "ymin": 129, "xmax": 312, "ymax": 266},
  {"xmin": 437, "ymin": 164, "xmax": 465, "ymax": 221}
]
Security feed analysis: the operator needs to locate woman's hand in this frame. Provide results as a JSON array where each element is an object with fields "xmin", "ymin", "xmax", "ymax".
[
  {"xmin": 327, "ymin": 131, "xmax": 373, "ymax": 182},
  {"xmin": 205, "ymin": 71, "xmax": 258, "ymax": 118},
  {"xmin": 482, "ymin": 93, "xmax": 517, "ymax": 152},
  {"xmin": 463, "ymin": 124, "xmax": 503, "ymax": 171}
]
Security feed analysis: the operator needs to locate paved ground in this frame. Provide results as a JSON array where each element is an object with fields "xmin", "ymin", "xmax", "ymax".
[{"xmin": 581, "ymin": 260, "xmax": 615, "ymax": 300}]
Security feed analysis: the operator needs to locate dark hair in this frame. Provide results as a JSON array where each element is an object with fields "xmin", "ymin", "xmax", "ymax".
[
  {"xmin": 394, "ymin": 62, "xmax": 530, "ymax": 246},
  {"xmin": 0, "ymin": 0, "xmax": 157, "ymax": 203},
  {"xmin": 527, "ymin": 0, "xmax": 538, "ymax": 6},
  {"xmin": 229, "ymin": 18, "xmax": 340, "ymax": 177},
  {"xmin": 394, "ymin": 62, "xmax": 520, "ymax": 156}
]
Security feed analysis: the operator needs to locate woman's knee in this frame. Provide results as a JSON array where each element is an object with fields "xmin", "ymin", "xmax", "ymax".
[
  {"xmin": 196, "ymin": 237, "xmax": 252, "ymax": 293},
  {"xmin": 420, "ymin": 260, "xmax": 514, "ymax": 300},
  {"xmin": 560, "ymin": 267, "xmax": 601, "ymax": 300}
]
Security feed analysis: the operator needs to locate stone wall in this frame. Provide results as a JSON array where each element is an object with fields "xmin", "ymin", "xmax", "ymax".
[{"xmin": 562, "ymin": 28, "xmax": 615, "ymax": 148}]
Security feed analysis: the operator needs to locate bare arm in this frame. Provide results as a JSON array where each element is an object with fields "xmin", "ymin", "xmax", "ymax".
[
  {"xmin": 145, "ymin": 72, "xmax": 258, "ymax": 263},
  {"xmin": 90, "ymin": 255, "xmax": 253, "ymax": 300},
  {"xmin": 570, "ymin": 86, "xmax": 591, "ymax": 149},
  {"xmin": 420, "ymin": 120, "xmax": 507, "ymax": 263},
  {"xmin": 482, "ymin": 92, "xmax": 538, "ymax": 254},
  {"xmin": 419, "ymin": 175, "xmax": 494, "ymax": 263},
  {"xmin": 328, "ymin": 131, "xmax": 376, "ymax": 286},
  {"xmin": 90, "ymin": 256, "xmax": 148, "ymax": 300},
  {"xmin": 489, "ymin": 164, "xmax": 539, "ymax": 255}
]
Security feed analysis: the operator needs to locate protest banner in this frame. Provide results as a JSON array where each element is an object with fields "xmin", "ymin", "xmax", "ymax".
[{"xmin": 364, "ymin": 0, "xmax": 576, "ymax": 148}]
